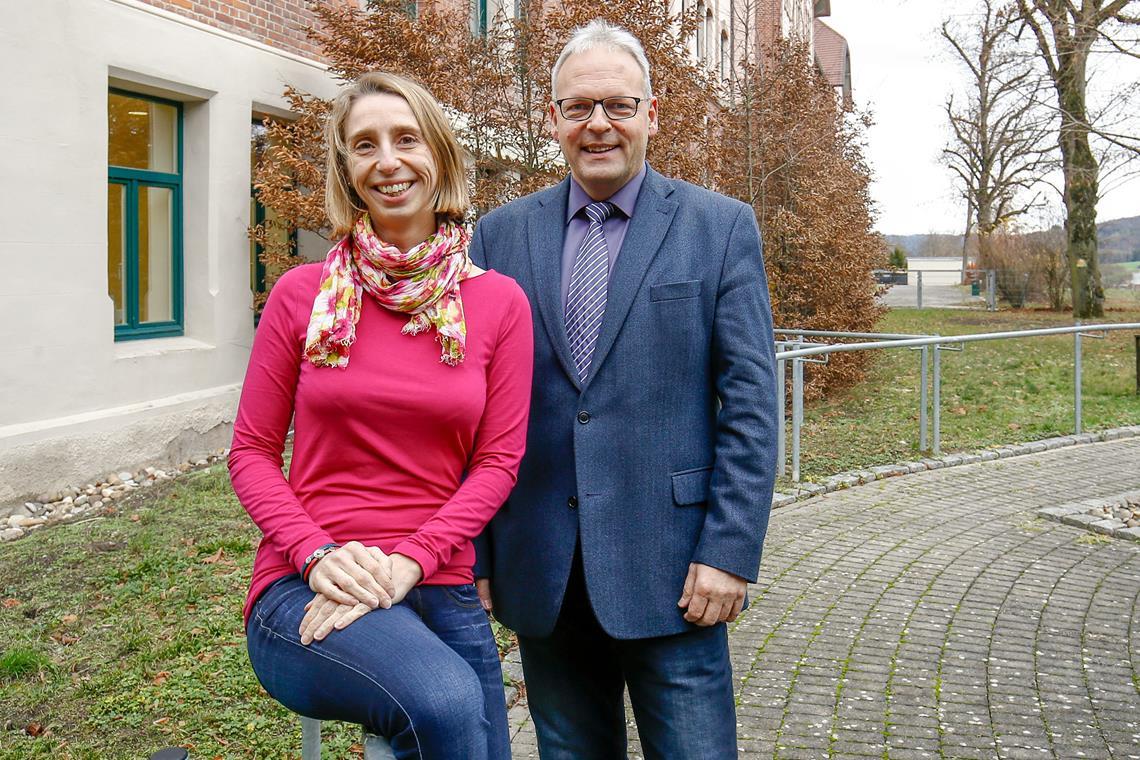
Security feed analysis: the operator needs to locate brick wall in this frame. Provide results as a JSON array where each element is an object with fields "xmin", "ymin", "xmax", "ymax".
[{"xmin": 136, "ymin": 0, "xmax": 332, "ymax": 60}]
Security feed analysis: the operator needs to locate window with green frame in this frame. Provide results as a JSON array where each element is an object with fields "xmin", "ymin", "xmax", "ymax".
[
  {"xmin": 472, "ymin": 0, "xmax": 487, "ymax": 35},
  {"xmin": 108, "ymin": 89, "xmax": 183, "ymax": 340},
  {"xmin": 249, "ymin": 118, "xmax": 297, "ymax": 325}
]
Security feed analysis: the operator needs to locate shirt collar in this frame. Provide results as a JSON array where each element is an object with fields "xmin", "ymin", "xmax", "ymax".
[{"xmin": 565, "ymin": 164, "xmax": 647, "ymax": 224}]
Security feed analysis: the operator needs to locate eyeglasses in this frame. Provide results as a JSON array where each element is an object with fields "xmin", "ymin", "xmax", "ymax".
[{"xmin": 555, "ymin": 96, "xmax": 643, "ymax": 122}]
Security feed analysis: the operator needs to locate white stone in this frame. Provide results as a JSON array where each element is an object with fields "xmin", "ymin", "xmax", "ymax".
[
  {"xmin": 74, "ymin": 494, "xmax": 89, "ymax": 506},
  {"xmin": 117, "ymin": 471, "xmax": 133, "ymax": 482},
  {"xmin": 1, "ymin": 528, "xmax": 23, "ymax": 541}
]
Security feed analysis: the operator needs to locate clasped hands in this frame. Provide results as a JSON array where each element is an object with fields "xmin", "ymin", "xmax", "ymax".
[{"xmin": 299, "ymin": 541, "xmax": 422, "ymax": 645}]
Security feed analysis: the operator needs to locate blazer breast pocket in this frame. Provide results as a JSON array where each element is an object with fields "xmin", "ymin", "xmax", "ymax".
[{"xmin": 650, "ymin": 279, "xmax": 701, "ymax": 302}]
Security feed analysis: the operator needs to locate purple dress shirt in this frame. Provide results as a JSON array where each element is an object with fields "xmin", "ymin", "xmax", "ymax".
[{"xmin": 559, "ymin": 165, "xmax": 648, "ymax": 311}]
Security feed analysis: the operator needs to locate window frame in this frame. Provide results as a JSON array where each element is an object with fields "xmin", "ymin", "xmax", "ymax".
[
  {"xmin": 472, "ymin": 0, "xmax": 487, "ymax": 35},
  {"xmin": 108, "ymin": 87, "xmax": 184, "ymax": 341}
]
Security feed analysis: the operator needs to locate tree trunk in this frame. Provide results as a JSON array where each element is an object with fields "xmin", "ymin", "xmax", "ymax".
[{"xmin": 1055, "ymin": 44, "xmax": 1103, "ymax": 318}]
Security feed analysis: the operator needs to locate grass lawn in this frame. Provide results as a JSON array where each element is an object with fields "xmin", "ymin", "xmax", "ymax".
[
  {"xmin": 1, "ymin": 298, "xmax": 1138, "ymax": 758},
  {"xmin": 0, "ymin": 469, "xmax": 331, "ymax": 759}
]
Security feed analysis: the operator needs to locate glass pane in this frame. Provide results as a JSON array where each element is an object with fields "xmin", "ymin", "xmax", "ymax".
[
  {"xmin": 109, "ymin": 92, "xmax": 178, "ymax": 173},
  {"xmin": 138, "ymin": 186, "xmax": 174, "ymax": 324},
  {"xmin": 108, "ymin": 183, "xmax": 127, "ymax": 326}
]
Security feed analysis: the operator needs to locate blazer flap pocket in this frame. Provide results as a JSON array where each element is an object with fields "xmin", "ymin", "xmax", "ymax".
[
  {"xmin": 650, "ymin": 279, "xmax": 701, "ymax": 301},
  {"xmin": 672, "ymin": 466, "xmax": 713, "ymax": 505}
]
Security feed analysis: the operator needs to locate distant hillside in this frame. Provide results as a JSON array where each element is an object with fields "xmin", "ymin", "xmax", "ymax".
[
  {"xmin": 1099, "ymin": 216, "xmax": 1140, "ymax": 262},
  {"xmin": 885, "ymin": 215, "xmax": 1140, "ymax": 262},
  {"xmin": 883, "ymin": 233, "xmax": 964, "ymax": 258}
]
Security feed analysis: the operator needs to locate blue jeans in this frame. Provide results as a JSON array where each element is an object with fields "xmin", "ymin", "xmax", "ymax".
[
  {"xmin": 517, "ymin": 552, "xmax": 737, "ymax": 759},
  {"xmin": 246, "ymin": 575, "xmax": 510, "ymax": 760}
]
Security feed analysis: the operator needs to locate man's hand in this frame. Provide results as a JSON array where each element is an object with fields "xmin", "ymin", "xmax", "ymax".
[
  {"xmin": 307, "ymin": 541, "xmax": 394, "ymax": 609},
  {"xmin": 677, "ymin": 562, "xmax": 747, "ymax": 626},
  {"xmin": 475, "ymin": 578, "xmax": 493, "ymax": 612},
  {"xmin": 299, "ymin": 592, "xmax": 370, "ymax": 645}
]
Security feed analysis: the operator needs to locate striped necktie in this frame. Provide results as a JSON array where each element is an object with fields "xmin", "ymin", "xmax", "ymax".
[{"xmin": 565, "ymin": 201, "xmax": 616, "ymax": 381}]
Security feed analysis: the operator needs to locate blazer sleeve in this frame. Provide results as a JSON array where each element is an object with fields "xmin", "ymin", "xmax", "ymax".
[{"xmin": 693, "ymin": 202, "xmax": 779, "ymax": 581}]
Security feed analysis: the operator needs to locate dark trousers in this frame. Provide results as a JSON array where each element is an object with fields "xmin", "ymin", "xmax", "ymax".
[
  {"xmin": 246, "ymin": 575, "xmax": 510, "ymax": 760},
  {"xmin": 517, "ymin": 551, "xmax": 737, "ymax": 759}
]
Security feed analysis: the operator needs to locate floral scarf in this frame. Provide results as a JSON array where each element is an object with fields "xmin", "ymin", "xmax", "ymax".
[{"xmin": 303, "ymin": 214, "xmax": 472, "ymax": 368}]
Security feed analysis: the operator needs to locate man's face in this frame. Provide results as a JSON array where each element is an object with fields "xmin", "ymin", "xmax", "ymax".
[{"xmin": 550, "ymin": 48, "xmax": 659, "ymax": 201}]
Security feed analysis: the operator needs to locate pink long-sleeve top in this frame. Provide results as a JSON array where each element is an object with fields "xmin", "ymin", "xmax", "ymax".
[{"xmin": 229, "ymin": 263, "xmax": 533, "ymax": 624}]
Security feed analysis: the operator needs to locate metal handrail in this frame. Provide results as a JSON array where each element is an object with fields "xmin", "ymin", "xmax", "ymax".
[{"xmin": 774, "ymin": 322, "xmax": 1140, "ymax": 482}]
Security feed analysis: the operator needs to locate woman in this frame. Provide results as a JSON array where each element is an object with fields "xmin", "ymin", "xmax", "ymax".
[{"xmin": 228, "ymin": 71, "xmax": 532, "ymax": 760}]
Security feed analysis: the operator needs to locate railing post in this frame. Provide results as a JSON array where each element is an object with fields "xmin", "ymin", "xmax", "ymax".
[
  {"xmin": 932, "ymin": 340, "xmax": 942, "ymax": 455},
  {"xmin": 1135, "ymin": 334, "xmax": 1139, "ymax": 395},
  {"xmin": 987, "ymin": 270, "xmax": 997, "ymax": 311},
  {"xmin": 1074, "ymin": 321, "xmax": 1082, "ymax": 435},
  {"xmin": 792, "ymin": 356, "xmax": 803, "ymax": 483},
  {"xmin": 916, "ymin": 270, "xmax": 924, "ymax": 309},
  {"xmin": 777, "ymin": 357, "xmax": 786, "ymax": 477},
  {"xmin": 919, "ymin": 346, "xmax": 929, "ymax": 452}
]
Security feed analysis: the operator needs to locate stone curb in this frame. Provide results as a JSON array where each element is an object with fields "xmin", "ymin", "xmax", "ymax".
[
  {"xmin": 770, "ymin": 425, "xmax": 1140, "ymax": 510},
  {"xmin": 0, "ymin": 451, "xmax": 229, "ymax": 542},
  {"xmin": 1035, "ymin": 488, "xmax": 1140, "ymax": 541}
]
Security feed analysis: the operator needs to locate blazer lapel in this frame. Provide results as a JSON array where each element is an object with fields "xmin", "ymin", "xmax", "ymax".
[
  {"xmin": 527, "ymin": 178, "xmax": 583, "ymax": 389},
  {"xmin": 585, "ymin": 168, "xmax": 678, "ymax": 383}
]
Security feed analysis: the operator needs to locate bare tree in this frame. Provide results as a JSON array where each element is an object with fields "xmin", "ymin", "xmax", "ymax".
[
  {"xmin": 941, "ymin": 0, "xmax": 1054, "ymax": 282},
  {"xmin": 1014, "ymin": 0, "xmax": 1140, "ymax": 317}
]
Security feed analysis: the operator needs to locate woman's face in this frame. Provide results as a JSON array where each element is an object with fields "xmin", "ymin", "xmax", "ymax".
[{"xmin": 344, "ymin": 92, "xmax": 439, "ymax": 249}]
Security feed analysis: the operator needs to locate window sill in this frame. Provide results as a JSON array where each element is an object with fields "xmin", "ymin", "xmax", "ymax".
[{"xmin": 114, "ymin": 336, "xmax": 216, "ymax": 360}]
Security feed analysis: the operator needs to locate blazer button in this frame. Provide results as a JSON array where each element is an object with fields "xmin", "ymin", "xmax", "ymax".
[
  {"xmin": 567, "ymin": 496, "xmax": 578, "ymax": 509},
  {"xmin": 577, "ymin": 411, "xmax": 590, "ymax": 424}
]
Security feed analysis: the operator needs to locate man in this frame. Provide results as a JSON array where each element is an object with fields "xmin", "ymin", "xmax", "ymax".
[{"xmin": 470, "ymin": 20, "xmax": 778, "ymax": 759}]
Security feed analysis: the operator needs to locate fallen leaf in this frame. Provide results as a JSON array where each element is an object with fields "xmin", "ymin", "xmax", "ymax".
[
  {"xmin": 25, "ymin": 722, "xmax": 45, "ymax": 737},
  {"xmin": 153, "ymin": 671, "xmax": 170, "ymax": 686},
  {"xmin": 195, "ymin": 650, "xmax": 220, "ymax": 663},
  {"xmin": 153, "ymin": 717, "xmax": 170, "ymax": 726},
  {"xmin": 1008, "ymin": 423, "xmax": 1022, "ymax": 431},
  {"xmin": 61, "ymin": 614, "xmax": 78, "ymax": 624},
  {"xmin": 129, "ymin": 514, "xmax": 141, "ymax": 522},
  {"xmin": 51, "ymin": 632, "xmax": 80, "ymax": 645},
  {"xmin": 2, "ymin": 598, "xmax": 21, "ymax": 608},
  {"xmin": 202, "ymin": 548, "xmax": 225, "ymax": 565},
  {"xmin": 950, "ymin": 406, "xmax": 968, "ymax": 416}
]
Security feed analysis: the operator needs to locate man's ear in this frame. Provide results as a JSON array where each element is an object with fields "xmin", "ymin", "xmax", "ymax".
[
  {"xmin": 548, "ymin": 102, "xmax": 559, "ymax": 140},
  {"xmin": 646, "ymin": 96, "xmax": 660, "ymax": 138}
]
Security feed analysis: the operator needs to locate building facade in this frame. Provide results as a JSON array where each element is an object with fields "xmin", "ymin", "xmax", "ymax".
[{"xmin": 0, "ymin": 0, "xmax": 338, "ymax": 504}]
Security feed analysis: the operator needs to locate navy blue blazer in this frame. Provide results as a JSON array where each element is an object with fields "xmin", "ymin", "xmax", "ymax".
[{"xmin": 471, "ymin": 166, "xmax": 778, "ymax": 640}]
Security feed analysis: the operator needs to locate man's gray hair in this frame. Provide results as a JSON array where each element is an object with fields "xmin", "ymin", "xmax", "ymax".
[{"xmin": 551, "ymin": 20, "xmax": 653, "ymax": 100}]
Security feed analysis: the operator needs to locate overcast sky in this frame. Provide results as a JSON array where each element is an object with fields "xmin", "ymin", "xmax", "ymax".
[{"xmin": 825, "ymin": 0, "xmax": 1140, "ymax": 236}]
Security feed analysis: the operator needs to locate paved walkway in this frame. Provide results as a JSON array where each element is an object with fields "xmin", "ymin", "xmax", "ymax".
[{"xmin": 507, "ymin": 436, "xmax": 1140, "ymax": 758}]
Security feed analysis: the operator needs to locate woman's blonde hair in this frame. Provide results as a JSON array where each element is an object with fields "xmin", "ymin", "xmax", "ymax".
[{"xmin": 325, "ymin": 72, "xmax": 469, "ymax": 238}]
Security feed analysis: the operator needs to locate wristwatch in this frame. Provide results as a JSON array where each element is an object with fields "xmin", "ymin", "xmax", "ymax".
[{"xmin": 301, "ymin": 543, "xmax": 341, "ymax": 582}]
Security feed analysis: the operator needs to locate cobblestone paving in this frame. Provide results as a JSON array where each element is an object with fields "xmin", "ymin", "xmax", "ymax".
[{"xmin": 508, "ymin": 437, "xmax": 1140, "ymax": 759}]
